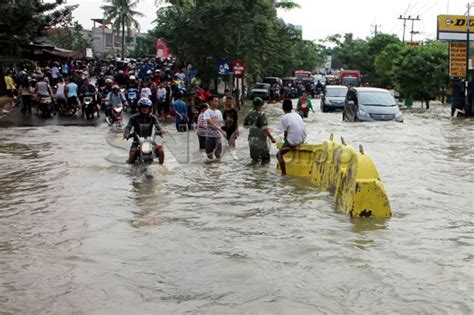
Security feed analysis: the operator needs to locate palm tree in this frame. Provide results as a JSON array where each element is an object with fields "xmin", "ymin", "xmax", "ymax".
[
  {"xmin": 271, "ymin": 0, "xmax": 300, "ymax": 10},
  {"xmin": 101, "ymin": 0, "xmax": 144, "ymax": 59}
]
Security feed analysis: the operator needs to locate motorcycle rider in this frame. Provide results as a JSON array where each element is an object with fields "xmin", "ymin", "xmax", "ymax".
[
  {"xmin": 123, "ymin": 98, "xmax": 165, "ymax": 164},
  {"xmin": 105, "ymin": 85, "xmax": 128, "ymax": 122},
  {"xmin": 79, "ymin": 77, "xmax": 98, "ymax": 117},
  {"xmin": 126, "ymin": 75, "xmax": 139, "ymax": 114}
]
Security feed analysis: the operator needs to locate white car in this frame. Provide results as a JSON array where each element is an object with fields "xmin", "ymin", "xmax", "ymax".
[{"xmin": 250, "ymin": 83, "xmax": 271, "ymax": 100}]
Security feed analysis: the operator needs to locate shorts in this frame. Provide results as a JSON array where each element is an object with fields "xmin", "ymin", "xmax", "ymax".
[{"xmin": 205, "ymin": 137, "xmax": 222, "ymax": 158}]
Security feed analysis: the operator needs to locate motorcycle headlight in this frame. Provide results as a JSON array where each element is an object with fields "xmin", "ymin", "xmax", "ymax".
[
  {"xmin": 141, "ymin": 142, "xmax": 153, "ymax": 154},
  {"xmin": 359, "ymin": 108, "xmax": 369, "ymax": 117},
  {"xmin": 114, "ymin": 107, "xmax": 123, "ymax": 113}
]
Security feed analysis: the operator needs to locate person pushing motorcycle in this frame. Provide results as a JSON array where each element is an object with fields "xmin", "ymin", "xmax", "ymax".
[{"xmin": 123, "ymin": 98, "xmax": 165, "ymax": 165}]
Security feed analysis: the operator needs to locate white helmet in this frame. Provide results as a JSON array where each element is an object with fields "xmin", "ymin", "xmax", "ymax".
[
  {"xmin": 146, "ymin": 70, "xmax": 152, "ymax": 75},
  {"xmin": 105, "ymin": 78, "xmax": 113, "ymax": 84},
  {"xmin": 129, "ymin": 75, "xmax": 136, "ymax": 81}
]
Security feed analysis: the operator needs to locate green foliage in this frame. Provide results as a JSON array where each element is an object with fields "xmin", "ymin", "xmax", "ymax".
[
  {"xmin": 374, "ymin": 43, "xmax": 407, "ymax": 87},
  {"xmin": 49, "ymin": 22, "xmax": 91, "ymax": 53},
  {"xmin": 149, "ymin": 0, "xmax": 321, "ymax": 81},
  {"xmin": 330, "ymin": 33, "xmax": 401, "ymax": 84},
  {"xmin": 0, "ymin": 0, "xmax": 77, "ymax": 55},
  {"xmin": 393, "ymin": 42, "xmax": 449, "ymax": 104}
]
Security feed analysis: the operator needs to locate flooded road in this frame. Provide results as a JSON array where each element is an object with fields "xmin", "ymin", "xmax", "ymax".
[{"xmin": 0, "ymin": 102, "xmax": 473, "ymax": 314}]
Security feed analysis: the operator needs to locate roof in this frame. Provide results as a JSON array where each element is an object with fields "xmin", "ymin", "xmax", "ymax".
[
  {"xmin": 325, "ymin": 85, "xmax": 348, "ymax": 89},
  {"xmin": 353, "ymin": 87, "xmax": 389, "ymax": 93}
]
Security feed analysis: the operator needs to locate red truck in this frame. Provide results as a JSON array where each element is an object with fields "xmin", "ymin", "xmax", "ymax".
[{"xmin": 339, "ymin": 70, "xmax": 361, "ymax": 86}]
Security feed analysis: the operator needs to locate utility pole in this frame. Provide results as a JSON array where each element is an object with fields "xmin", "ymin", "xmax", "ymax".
[
  {"xmin": 398, "ymin": 15, "xmax": 421, "ymax": 44},
  {"xmin": 371, "ymin": 24, "xmax": 381, "ymax": 36},
  {"xmin": 465, "ymin": 3, "xmax": 472, "ymax": 115}
]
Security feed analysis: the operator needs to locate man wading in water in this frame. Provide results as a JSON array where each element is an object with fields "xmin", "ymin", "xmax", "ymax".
[{"xmin": 243, "ymin": 97, "xmax": 276, "ymax": 164}]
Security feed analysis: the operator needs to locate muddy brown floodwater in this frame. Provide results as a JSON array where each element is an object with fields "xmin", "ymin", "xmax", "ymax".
[{"xmin": 0, "ymin": 101, "xmax": 473, "ymax": 314}]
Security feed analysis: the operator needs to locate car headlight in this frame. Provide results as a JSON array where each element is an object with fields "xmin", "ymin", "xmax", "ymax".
[
  {"xmin": 395, "ymin": 111, "xmax": 403, "ymax": 118},
  {"xmin": 359, "ymin": 109, "xmax": 369, "ymax": 117},
  {"xmin": 141, "ymin": 142, "xmax": 153, "ymax": 154}
]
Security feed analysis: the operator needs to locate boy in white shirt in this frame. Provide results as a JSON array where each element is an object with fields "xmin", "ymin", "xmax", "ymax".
[
  {"xmin": 277, "ymin": 99, "xmax": 306, "ymax": 175},
  {"xmin": 203, "ymin": 95, "xmax": 225, "ymax": 159}
]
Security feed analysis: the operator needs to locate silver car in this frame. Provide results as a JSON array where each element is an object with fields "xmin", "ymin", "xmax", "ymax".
[
  {"xmin": 343, "ymin": 87, "xmax": 404, "ymax": 123},
  {"xmin": 250, "ymin": 83, "xmax": 271, "ymax": 100}
]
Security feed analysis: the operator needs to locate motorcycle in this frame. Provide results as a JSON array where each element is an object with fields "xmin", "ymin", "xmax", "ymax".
[
  {"xmin": 39, "ymin": 97, "xmax": 53, "ymax": 117},
  {"xmin": 83, "ymin": 93, "xmax": 96, "ymax": 120},
  {"xmin": 128, "ymin": 127, "xmax": 162, "ymax": 165},
  {"xmin": 106, "ymin": 105, "xmax": 124, "ymax": 130},
  {"xmin": 127, "ymin": 88, "xmax": 138, "ymax": 114}
]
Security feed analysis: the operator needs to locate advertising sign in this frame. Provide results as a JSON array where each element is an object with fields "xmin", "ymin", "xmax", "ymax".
[
  {"xmin": 449, "ymin": 42, "xmax": 467, "ymax": 77},
  {"xmin": 438, "ymin": 15, "xmax": 474, "ymax": 41}
]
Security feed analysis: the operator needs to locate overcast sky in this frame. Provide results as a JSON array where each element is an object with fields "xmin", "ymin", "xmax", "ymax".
[{"xmin": 68, "ymin": 0, "xmax": 466, "ymax": 42}]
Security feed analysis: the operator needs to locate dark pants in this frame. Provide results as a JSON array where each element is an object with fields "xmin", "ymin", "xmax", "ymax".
[
  {"xmin": 21, "ymin": 95, "xmax": 32, "ymax": 115},
  {"xmin": 206, "ymin": 137, "xmax": 222, "ymax": 159},
  {"xmin": 198, "ymin": 135, "xmax": 206, "ymax": 150},
  {"xmin": 250, "ymin": 140, "xmax": 270, "ymax": 164}
]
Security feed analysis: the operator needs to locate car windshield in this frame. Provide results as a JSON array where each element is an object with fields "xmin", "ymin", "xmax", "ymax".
[
  {"xmin": 359, "ymin": 91, "xmax": 396, "ymax": 106},
  {"xmin": 254, "ymin": 84, "xmax": 268, "ymax": 89},
  {"xmin": 326, "ymin": 88, "xmax": 347, "ymax": 97},
  {"xmin": 342, "ymin": 77, "xmax": 358, "ymax": 86}
]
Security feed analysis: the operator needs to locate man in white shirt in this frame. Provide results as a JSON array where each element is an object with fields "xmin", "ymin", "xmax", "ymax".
[
  {"xmin": 277, "ymin": 99, "xmax": 306, "ymax": 175},
  {"xmin": 203, "ymin": 95, "xmax": 224, "ymax": 160}
]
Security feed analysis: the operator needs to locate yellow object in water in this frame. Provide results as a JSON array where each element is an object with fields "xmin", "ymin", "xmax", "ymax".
[{"xmin": 277, "ymin": 135, "xmax": 391, "ymax": 218}]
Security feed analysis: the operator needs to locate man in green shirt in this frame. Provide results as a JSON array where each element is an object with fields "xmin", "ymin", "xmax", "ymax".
[{"xmin": 243, "ymin": 97, "xmax": 276, "ymax": 164}]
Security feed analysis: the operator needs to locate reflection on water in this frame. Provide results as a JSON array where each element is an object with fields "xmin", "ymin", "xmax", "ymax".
[{"xmin": 0, "ymin": 105, "xmax": 473, "ymax": 313}]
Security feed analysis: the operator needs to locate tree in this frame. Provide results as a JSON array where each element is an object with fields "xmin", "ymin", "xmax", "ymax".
[
  {"xmin": 0, "ymin": 0, "xmax": 76, "ymax": 94},
  {"xmin": 393, "ymin": 42, "xmax": 449, "ymax": 108},
  {"xmin": 374, "ymin": 43, "xmax": 407, "ymax": 88},
  {"xmin": 149, "ymin": 0, "xmax": 319, "ymax": 83},
  {"xmin": 101, "ymin": 0, "xmax": 144, "ymax": 59},
  {"xmin": 49, "ymin": 22, "xmax": 91, "ymax": 53}
]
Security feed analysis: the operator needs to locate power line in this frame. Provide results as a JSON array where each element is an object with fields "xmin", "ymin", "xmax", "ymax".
[
  {"xmin": 398, "ymin": 14, "xmax": 421, "ymax": 43},
  {"xmin": 371, "ymin": 24, "xmax": 382, "ymax": 36}
]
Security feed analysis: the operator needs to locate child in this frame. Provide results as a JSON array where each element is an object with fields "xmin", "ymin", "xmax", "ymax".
[
  {"xmin": 196, "ymin": 104, "xmax": 208, "ymax": 150},
  {"xmin": 223, "ymin": 96, "xmax": 238, "ymax": 148}
]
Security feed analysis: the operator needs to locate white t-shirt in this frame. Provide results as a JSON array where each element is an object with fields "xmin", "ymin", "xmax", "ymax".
[
  {"xmin": 281, "ymin": 112, "xmax": 306, "ymax": 146},
  {"xmin": 140, "ymin": 87, "xmax": 152, "ymax": 99},
  {"xmin": 203, "ymin": 108, "xmax": 224, "ymax": 138}
]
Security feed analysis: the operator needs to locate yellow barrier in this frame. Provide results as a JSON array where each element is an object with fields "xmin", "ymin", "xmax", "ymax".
[{"xmin": 277, "ymin": 135, "xmax": 392, "ymax": 218}]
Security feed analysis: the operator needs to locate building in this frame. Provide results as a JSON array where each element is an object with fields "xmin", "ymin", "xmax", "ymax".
[{"xmin": 89, "ymin": 19, "xmax": 145, "ymax": 56}]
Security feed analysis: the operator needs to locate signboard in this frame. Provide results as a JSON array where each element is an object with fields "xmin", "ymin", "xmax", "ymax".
[
  {"xmin": 438, "ymin": 15, "xmax": 474, "ymax": 41},
  {"xmin": 406, "ymin": 41, "xmax": 421, "ymax": 49},
  {"xmin": 216, "ymin": 60, "xmax": 231, "ymax": 75},
  {"xmin": 232, "ymin": 60, "xmax": 245, "ymax": 77},
  {"xmin": 156, "ymin": 39, "xmax": 169, "ymax": 58},
  {"xmin": 449, "ymin": 42, "xmax": 467, "ymax": 77},
  {"xmin": 86, "ymin": 48, "xmax": 93, "ymax": 58}
]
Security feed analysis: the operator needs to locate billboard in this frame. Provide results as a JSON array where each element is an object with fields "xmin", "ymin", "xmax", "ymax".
[
  {"xmin": 438, "ymin": 15, "xmax": 474, "ymax": 41},
  {"xmin": 156, "ymin": 39, "xmax": 169, "ymax": 58}
]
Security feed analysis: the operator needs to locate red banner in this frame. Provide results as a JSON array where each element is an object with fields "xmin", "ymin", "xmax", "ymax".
[{"xmin": 156, "ymin": 39, "xmax": 169, "ymax": 58}]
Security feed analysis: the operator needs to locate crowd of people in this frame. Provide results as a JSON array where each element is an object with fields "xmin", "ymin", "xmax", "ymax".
[{"xmin": 3, "ymin": 57, "xmax": 307, "ymax": 173}]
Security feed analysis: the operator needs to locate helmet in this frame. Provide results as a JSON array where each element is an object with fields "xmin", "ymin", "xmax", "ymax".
[
  {"xmin": 105, "ymin": 78, "xmax": 113, "ymax": 84},
  {"xmin": 112, "ymin": 85, "xmax": 120, "ymax": 90},
  {"xmin": 138, "ymin": 98, "xmax": 152, "ymax": 108},
  {"xmin": 253, "ymin": 97, "xmax": 264, "ymax": 108},
  {"xmin": 146, "ymin": 70, "xmax": 152, "ymax": 75},
  {"xmin": 129, "ymin": 75, "xmax": 136, "ymax": 81}
]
